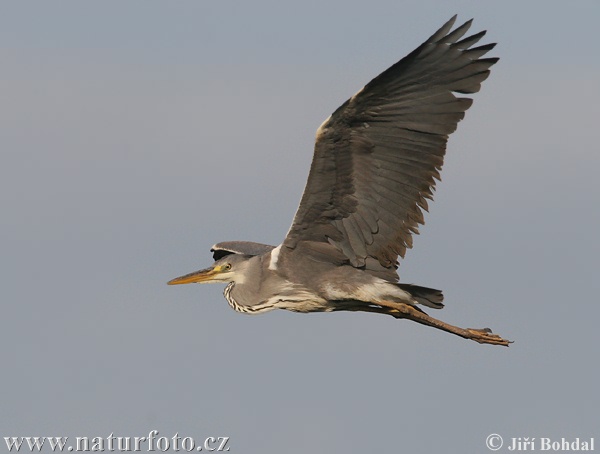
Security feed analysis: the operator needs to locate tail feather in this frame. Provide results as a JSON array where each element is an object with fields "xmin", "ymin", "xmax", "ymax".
[{"xmin": 397, "ymin": 284, "xmax": 444, "ymax": 309}]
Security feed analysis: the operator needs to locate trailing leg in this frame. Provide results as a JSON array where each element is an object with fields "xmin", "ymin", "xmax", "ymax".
[{"xmin": 375, "ymin": 300, "xmax": 511, "ymax": 346}]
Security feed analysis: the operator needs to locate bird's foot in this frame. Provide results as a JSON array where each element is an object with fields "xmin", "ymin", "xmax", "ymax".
[{"xmin": 465, "ymin": 327, "xmax": 512, "ymax": 346}]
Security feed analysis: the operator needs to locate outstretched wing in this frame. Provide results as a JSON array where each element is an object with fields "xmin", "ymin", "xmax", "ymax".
[{"xmin": 282, "ymin": 16, "xmax": 497, "ymax": 271}]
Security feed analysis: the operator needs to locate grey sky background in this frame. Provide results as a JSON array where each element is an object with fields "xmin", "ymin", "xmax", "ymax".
[{"xmin": 1, "ymin": 1, "xmax": 599, "ymax": 453}]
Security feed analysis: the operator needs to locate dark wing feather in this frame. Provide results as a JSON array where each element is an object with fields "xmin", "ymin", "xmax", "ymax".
[{"xmin": 282, "ymin": 16, "xmax": 497, "ymax": 274}]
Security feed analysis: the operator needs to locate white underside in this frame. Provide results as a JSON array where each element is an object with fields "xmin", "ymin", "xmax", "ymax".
[{"xmin": 322, "ymin": 279, "xmax": 413, "ymax": 305}]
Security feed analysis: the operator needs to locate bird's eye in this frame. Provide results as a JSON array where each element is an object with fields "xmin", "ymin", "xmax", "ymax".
[{"xmin": 223, "ymin": 263, "xmax": 232, "ymax": 271}]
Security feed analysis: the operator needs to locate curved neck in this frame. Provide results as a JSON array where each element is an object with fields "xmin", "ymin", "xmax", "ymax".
[{"xmin": 223, "ymin": 282, "xmax": 276, "ymax": 314}]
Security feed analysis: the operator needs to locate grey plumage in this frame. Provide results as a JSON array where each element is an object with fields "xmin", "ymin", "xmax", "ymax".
[{"xmin": 168, "ymin": 16, "xmax": 511, "ymax": 346}]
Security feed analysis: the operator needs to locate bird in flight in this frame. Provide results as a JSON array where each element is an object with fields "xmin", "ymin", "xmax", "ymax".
[{"xmin": 169, "ymin": 16, "xmax": 510, "ymax": 346}]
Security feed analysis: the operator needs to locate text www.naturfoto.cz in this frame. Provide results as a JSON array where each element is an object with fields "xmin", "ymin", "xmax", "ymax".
[{"xmin": 3, "ymin": 432, "xmax": 230, "ymax": 452}]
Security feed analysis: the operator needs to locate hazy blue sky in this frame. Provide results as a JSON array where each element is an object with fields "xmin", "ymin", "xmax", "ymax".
[{"xmin": 1, "ymin": 2, "xmax": 599, "ymax": 453}]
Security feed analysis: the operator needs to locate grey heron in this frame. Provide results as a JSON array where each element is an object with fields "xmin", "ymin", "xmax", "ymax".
[{"xmin": 169, "ymin": 16, "xmax": 510, "ymax": 346}]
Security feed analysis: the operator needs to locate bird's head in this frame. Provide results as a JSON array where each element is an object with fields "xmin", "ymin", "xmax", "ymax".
[{"xmin": 167, "ymin": 254, "xmax": 250, "ymax": 285}]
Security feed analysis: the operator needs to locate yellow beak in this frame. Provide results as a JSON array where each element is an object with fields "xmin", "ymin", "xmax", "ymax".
[{"xmin": 167, "ymin": 267, "xmax": 218, "ymax": 285}]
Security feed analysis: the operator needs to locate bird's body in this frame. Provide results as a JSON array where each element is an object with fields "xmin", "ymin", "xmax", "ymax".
[{"xmin": 169, "ymin": 16, "xmax": 511, "ymax": 346}]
